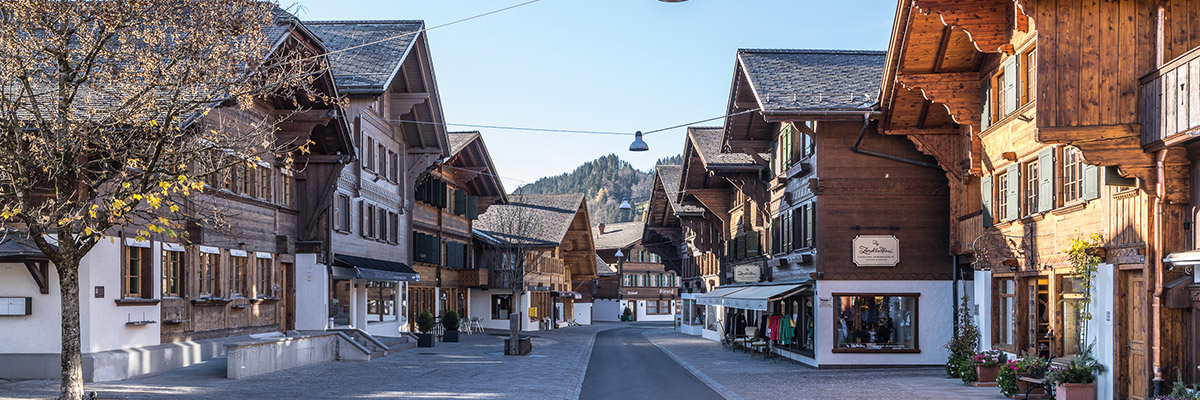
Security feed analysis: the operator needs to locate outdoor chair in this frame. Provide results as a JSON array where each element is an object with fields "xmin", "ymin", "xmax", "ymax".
[
  {"xmin": 732, "ymin": 327, "xmax": 757, "ymax": 352},
  {"xmin": 470, "ymin": 317, "xmax": 483, "ymax": 333}
]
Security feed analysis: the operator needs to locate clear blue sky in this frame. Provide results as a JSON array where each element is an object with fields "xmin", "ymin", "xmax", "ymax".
[{"xmin": 294, "ymin": 0, "xmax": 898, "ymax": 190}]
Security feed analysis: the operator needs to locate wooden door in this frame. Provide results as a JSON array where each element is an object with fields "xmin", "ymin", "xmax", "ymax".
[
  {"xmin": 1027, "ymin": 278, "xmax": 1051, "ymax": 357},
  {"xmin": 282, "ymin": 262, "xmax": 295, "ymax": 331},
  {"xmin": 1122, "ymin": 270, "xmax": 1148, "ymax": 400}
]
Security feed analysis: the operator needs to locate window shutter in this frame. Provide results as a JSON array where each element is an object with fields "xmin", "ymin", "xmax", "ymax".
[
  {"xmin": 432, "ymin": 237, "xmax": 442, "ymax": 265},
  {"xmin": 805, "ymin": 203, "xmax": 815, "ymax": 248},
  {"xmin": 981, "ymin": 81, "xmax": 992, "ymax": 130},
  {"xmin": 735, "ymin": 234, "xmax": 746, "ymax": 260},
  {"xmin": 413, "ymin": 234, "xmax": 423, "ymax": 263},
  {"xmin": 746, "ymin": 231, "xmax": 760, "ymax": 257},
  {"xmin": 466, "ymin": 196, "xmax": 479, "ymax": 219},
  {"xmin": 981, "ymin": 175, "xmax": 994, "ymax": 227},
  {"xmin": 1006, "ymin": 164, "xmax": 1020, "ymax": 221},
  {"xmin": 1082, "ymin": 163, "xmax": 1101, "ymax": 200},
  {"xmin": 358, "ymin": 201, "xmax": 366, "ymax": 237},
  {"xmin": 1003, "ymin": 57, "xmax": 1019, "ymax": 116},
  {"xmin": 1037, "ymin": 149, "xmax": 1054, "ymax": 212},
  {"xmin": 791, "ymin": 208, "xmax": 802, "ymax": 250},
  {"xmin": 771, "ymin": 216, "xmax": 781, "ymax": 255},
  {"xmin": 454, "ymin": 189, "xmax": 467, "ymax": 215}
]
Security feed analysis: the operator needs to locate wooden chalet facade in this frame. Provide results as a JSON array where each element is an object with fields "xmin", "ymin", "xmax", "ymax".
[
  {"xmin": 472, "ymin": 194, "xmax": 597, "ymax": 331},
  {"xmin": 590, "ymin": 222, "xmax": 679, "ymax": 323},
  {"xmin": 879, "ymin": 0, "xmax": 1200, "ymax": 397},
  {"xmin": 0, "ymin": 12, "xmax": 354, "ymax": 381}
]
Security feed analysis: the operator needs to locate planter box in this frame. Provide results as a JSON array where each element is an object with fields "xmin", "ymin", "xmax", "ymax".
[
  {"xmin": 504, "ymin": 337, "xmax": 532, "ymax": 355},
  {"xmin": 1055, "ymin": 383, "xmax": 1096, "ymax": 400},
  {"xmin": 417, "ymin": 333, "xmax": 435, "ymax": 348},
  {"xmin": 1011, "ymin": 379, "xmax": 1046, "ymax": 399},
  {"xmin": 976, "ymin": 365, "xmax": 1001, "ymax": 384},
  {"xmin": 443, "ymin": 330, "xmax": 459, "ymax": 343}
]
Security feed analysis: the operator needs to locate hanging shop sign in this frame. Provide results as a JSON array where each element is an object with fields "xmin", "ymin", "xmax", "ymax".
[
  {"xmin": 733, "ymin": 264, "xmax": 761, "ymax": 283},
  {"xmin": 852, "ymin": 235, "xmax": 900, "ymax": 267}
]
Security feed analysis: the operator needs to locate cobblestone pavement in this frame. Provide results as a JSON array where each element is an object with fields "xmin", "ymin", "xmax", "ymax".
[{"xmin": 642, "ymin": 328, "xmax": 1009, "ymax": 400}]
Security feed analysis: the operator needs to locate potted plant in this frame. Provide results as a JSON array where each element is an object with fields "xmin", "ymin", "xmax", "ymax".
[
  {"xmin": 442, "ymin": 311, "xmax": 461, "ymax": 343},
  {"xmin": 945, "ymin": 295, "xmax": 981, "ymax": 381},
  {"xmin": 973, "ymin": 350, "xmax": 1006, "ymax": 384},
  {"xmin": 1047, "ymin": 344, "xmax": 1106, "ymax": 400},
  {"xmin": 1013, "ymin": 354, "xmax": 1048, "ymax": 397},
  {"xmin": 622, "ymin": 307, "xmax": 633, "ymax": 322},
  {"xmin": 416, "ymin": 309, "xmax": 436, "ymax": 348},
  {"xmin": 1158, "ymin": 371, "xmax": 1200, "ymax": 400}
]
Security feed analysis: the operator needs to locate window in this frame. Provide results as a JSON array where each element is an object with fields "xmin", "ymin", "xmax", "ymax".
[
  {"xmin": 994, "ymin": 70, "xmax": 1007, "ymax": 121},
  {"xmin": 377, "ymin": 207, "xmax": 387, "ymax": 242},
  {"xmin": 781, "ymin": 209, "xmax": 794, "ymax": 253},
  {"xmin": 1024, "ymin": 160, "xmax": 1039, "ymax": 216},
  {"xmin": 1062, "ymin": 147, "xmax": 1082, "ymax": 204},
  {"xmin": 996, "ymin": 279, "xmax": 1016, "ymax": 348},
  {"xmin": 802, "ymin": 121, "xmax": 815, "ymax": 158},
  {"xmin": 366, "ymin": 281, "xmax": 398, "ymax": 322},
  {"xmin": 366, "ymin": 137, "xmax": 375, "ymax": 171},
  {"xmin": 199, "ymin": 252, "xmax": 217, "ymax": 297},
  {"xmin": 389, "ymin": 212, "xmax": 399, "ymax": 243},
  {"xmin": 779, "ymin": 124, "xmax": 794, "ymax": 171},
  {"xmin": 377, "ymin": 144, "xmax": 386, "ymax": 173},
  {"xmin": 390, "ymin": 152, "xmax": 399, "ymax": 181},
  {"xmin": 833, "ymin": 294, "xmax": 918, "ymax": 352},
  {"xmin": 491, "ymin": 294, "xmax": 513, "ymax": 320},
  {"xmin": 647, "ymin": 300, "xmax": 658, "ymax": 315},
  {"xmin": 337, "ymin": 194, "xmax": 351, "ymax": 231},
  {"xmin": 623, "ymin": 274, "xmax": 632, "ymax": 287},
  {"xmin": 331, "ymin": 279, "xmax": 351, "ymax": 326},
  {"xmin": 996, "ymin": 171, "xmax": 1009, "ymax": 221},
  {"xmin": 366, "ymin": 204, "xmax": 376, "ymax": 239},
  {"xmin": 1060, "ymin": 276, "xmax": 1086, "ymax": 355},
  {"xmin": 123, "ymin": 244, "xmax": 151, "ymax": 298},
  {"xmin": 1024, "ymin": 47, "xmax": 1037, "ymax": 104},
  {"xmin": 230, "ymin": 255, "xmax": 248, "ymax": 297},
  {"xmin": 257, "ymin": 166, "xmax": 271, "ymax": 201},
  {"xmin": 255, "ymin": 256, "xmax": 272, "ymax": 298},
  {"xmin": 161, "ymin": 249, "xmax": 183, "ymax": 297},
  {"xmin": 280, "ymin": 170, "xmax": 293, "ymax": 207},
  {"xmin": 776, "ymin": 293, "xmax": 815, "ymax": 354}
]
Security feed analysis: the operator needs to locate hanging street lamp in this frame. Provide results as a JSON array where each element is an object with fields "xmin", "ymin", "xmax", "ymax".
[
  {"xmin": 619, "ymin": 199, "xmax": 633, "ymax": 210},
  {"xmin": 629, "ymin": 131, "xmax": 649, "ymax": 152}
]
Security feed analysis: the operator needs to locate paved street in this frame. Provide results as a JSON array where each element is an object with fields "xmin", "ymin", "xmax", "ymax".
[
  {"xmin": 1, "ymin": 323, "xmax": 1009, "ymax": 400},
  {"xmin": 580, "ymin": 327, "xmax": 722, "ymax": 400}
]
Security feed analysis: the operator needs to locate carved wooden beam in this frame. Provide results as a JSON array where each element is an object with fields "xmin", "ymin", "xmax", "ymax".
[
  {"xmin": 906, "ymin": 134, "xmax": 962, "ymax": 181},
  {"xmin": 388, "ymin": 92, "xmax": 430, "ymax": 116},
  {"xmin": 24, "ymin": 261, "xmax": 48, "ymax": 294},
  {"xmin": 885, "ymin": 127, "xmax": 960, "ymax": 135},
  {"xmin": 897, "ymin": 72, "xmax": 981, "ymax": 130},
  {"xmin": 912, "ymin": 0, "xmax": 1013, "ymax": 53}
]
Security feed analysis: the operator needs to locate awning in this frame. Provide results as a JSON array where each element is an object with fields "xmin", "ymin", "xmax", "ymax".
[
  {"xmin": 723, "ymin": 282, "xmax": 813, "ymax": 311},
  {"xmin": 695, "ymin": 286, "xmax": 749, "ymax": 306},
  {"xmin": 332, "ymin": 254, "xmax": 419, "ymax": 282},
  {"xmin": 1165, "ymin": 250, "xmax": 1200, "ymax": 266}
]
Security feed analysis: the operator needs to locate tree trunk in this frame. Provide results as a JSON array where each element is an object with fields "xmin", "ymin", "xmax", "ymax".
[
  {"xmin": 508, "ymin": 287, "xmax": 520, "ymax": 355},
  {"xmin": 58, "ymin": 258, "xmax": 83, "ymax": 400}
]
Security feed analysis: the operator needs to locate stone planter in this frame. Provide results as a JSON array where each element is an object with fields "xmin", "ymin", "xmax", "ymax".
[
  {"xmin": 504, "ymin": 336, "xmax": 532, "ymax": 355},
  {"xmin": 1055, "ymin": 383, "xmax": 1095, "ymax": 400},
  {"xmin": 417, "ymin": 333, "xmax": 435, "ymax": 348},
  {"xmin": 443, "ymin": 330, "xmax": 459, "ymax": 343},
  {"xmin": 975, "ymin": 365, "xmax": 1001, "ymax": 384}
]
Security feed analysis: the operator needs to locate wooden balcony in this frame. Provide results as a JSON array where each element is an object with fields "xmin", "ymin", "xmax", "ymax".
[
  {"xmin": 460, "ymin": 269, "xmax": 488, "ymax": 288},
  {"xmin": 1141, "ymin": 45, "xmax": 1200, "ymax": 147},
  {"xmin": 955, "ymin": 212, "xmax": 984, "ymax": 256}
]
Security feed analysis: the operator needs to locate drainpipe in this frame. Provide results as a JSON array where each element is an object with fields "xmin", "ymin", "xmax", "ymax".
[
  {"xmin": 1153, "ymin": 148, "xmax": 1167, "ymax": 396},
  {"xmin": 850, "ymin": 112, "xmax": 942, "ymax": 169}
]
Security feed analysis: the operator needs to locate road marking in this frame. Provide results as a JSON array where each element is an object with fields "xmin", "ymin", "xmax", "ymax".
[{"xmin": 641, "ymin": 330, "xmax": 743, "ymax": 400}]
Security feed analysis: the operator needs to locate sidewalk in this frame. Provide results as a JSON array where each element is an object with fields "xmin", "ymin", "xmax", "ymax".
[
  {"xmin": 642, "ymin": 328, "xmax": 1009, "ymax": 400},
  {"xmin": 0, "ymin": 323, "xmax": 630, "ymax": 400}
]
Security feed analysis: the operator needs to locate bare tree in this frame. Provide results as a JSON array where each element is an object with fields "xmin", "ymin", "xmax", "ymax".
[
  {"xmin": 474, "ymin": 190, "xmax": 547, "ymax": 356},
  {"xmin": 0, "ymin": 1, "xmax": 334, "ymax": 398}
]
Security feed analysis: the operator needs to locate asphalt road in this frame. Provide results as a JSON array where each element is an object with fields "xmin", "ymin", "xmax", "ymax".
[{"xmin": 579, "ymin": 327, "xmax": 725, "ymax": 400}]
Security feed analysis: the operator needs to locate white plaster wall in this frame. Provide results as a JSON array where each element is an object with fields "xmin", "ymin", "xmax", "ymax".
[
  {"xmin": 79, "ymin": 240, "xmax": 161, "ymax": 353},
  {"xmin": 470, "ymin": 289, "xmax": 538, "ymax": 331},
  {"xmin": 974, "ymin": 270, "xmax": 993, "ymax": 351},
  {"xmin": 593, "ymin": 299, "xmax": 621, "ymax": 322},
  {"xmin": 815, "ymin": 280, "xmax": 953, "ymax": 366},
  {"xmin": 572, "ymin": 302, "xmax": 592, "ymax": 325},
  {"xmin": 352, "ymin": 280, "xmax": 368, "ymax": 329},
  {"xmin": 0, "ymin": 262, "xmax": 62, "ymax": 354},
  {"xmin": 1088, "ymin": 264, "xmax": 1115, "ymax": 400},
  {"xmin": 633, "ymin": 300, "xmax": 674, "ymax": 322},
  {"xmin": 294, "ymin": 255, "xmax": 329, "ymax": 331}
]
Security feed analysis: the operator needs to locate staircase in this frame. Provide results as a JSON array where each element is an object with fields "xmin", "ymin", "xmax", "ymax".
[{"xmin": 328, "ymin": 328, "xmax": 415, "ymax": 360}]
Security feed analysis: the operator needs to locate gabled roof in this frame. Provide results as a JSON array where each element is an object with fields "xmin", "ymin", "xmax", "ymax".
[
  {"xmin": 737, "ymin": 49, "xmax": 886, "ymax": 112},
  {"xmin": 687, "ymin": 126, "xmax": 766, "ymax": 168},
  {"xmin": 474, "ymin": 193, "xmax": 587, "ymax": 247},
  {"xmin": 654, "ymin": 165, "xmax": 690, "ymax": 214},
  {"xmin": 302, "ymin": 21, "xmax": 424, "ymax": 92},
  {"xmin": 447, "ymin": 131, "xmax": 478, "ymax": 156},
  {"xmin": 444, "ymin": 131, "xmax": 507, "ymax": 201},
  {"xmin": 592, "ymin": 221, "xmax": 644, "ymax": 250},
  {"xmin": 595, "ymin": 254, "xmax": 617, "ymax": 275}
]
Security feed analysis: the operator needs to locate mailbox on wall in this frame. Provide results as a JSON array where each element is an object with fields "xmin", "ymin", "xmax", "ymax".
[{"xmin": 0, "ymin": 297, "xmax": 31, "ymax": 316}]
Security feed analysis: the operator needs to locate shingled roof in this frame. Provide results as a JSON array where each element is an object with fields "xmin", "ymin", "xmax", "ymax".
[
  {"xmin": 447, "ymin": 131, "xmax": 478, "ymax": 157},
  {"xmin": 595, "ymin": 254, "xmax": 617, "ymax": 275},
  {"xmin": 474, "ymin": 193, "xmax": 586, "ymax": 246},
  {"xmin": 303, "ymin": 20, "xmax": 424, "ymax": 92},
  {"xmin": 654, "ymin": 165, "xmax": 693, "ymax": 215},
  {"xmin": 592, "ymin": 221, "xmax": 644, "ymax": 250},
  {"xmin": 738, "ymin": 49, "xmax": 885, "ymax": 112},
  {"xmin": 687, "ymin": 126, "xmax": 767, "ymax": 167}
]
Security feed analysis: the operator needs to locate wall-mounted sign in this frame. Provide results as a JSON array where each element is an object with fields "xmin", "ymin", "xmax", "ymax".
[
  {"xmin": 733, "ymin": 264, "xmax": 760, "ymax": 283},
  {"xmin": 852, "ymin": 235, "xmax": 900, "ymax": 267}
]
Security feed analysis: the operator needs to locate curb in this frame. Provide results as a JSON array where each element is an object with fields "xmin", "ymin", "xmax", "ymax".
[
  {"xmin": 566, "ymin": 328, "xmax": 600, "ymax": 400},
  {"xmin": 641, "ymin": 329, "xmax": 744, "ymax": 400}
]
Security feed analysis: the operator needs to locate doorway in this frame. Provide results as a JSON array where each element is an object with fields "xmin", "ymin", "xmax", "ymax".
[
  {"xmin": 1120, "ymin": 269, "xmax": 1147, "ymax": 400},
  {"xmin": 282, "ymin": 262, "xmax": 295, "ymax": 331},
  {"xmin": 1027, "ymin": 277, "xmax": 1051, "ymax": 357}
]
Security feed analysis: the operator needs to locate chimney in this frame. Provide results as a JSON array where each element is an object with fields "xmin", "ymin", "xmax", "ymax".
[{"xmin": 598, "ymin": 223, "xmax": 606, "ymax": 234}]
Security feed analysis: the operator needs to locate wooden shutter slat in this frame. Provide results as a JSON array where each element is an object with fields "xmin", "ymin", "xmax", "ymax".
[{"xmin": 981, "ymin": 175, "xmax": 994, "ymax": 227}]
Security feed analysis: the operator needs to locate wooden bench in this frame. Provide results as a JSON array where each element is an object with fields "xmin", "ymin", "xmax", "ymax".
[{"xmin": 1019, "ymin": 356, "xmax": 1073, "ymax": 399}]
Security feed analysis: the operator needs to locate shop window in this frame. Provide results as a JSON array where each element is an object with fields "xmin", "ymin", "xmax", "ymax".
[
  {"xmin": 230, "ymin": 255, "xmax": 247, "ymax": 297},
  {"xmin": 255, "ymin": 256, "xmax": 272, "ymax": 298},
  {"xmin": 995, "ymin": 279, "xmax": 1016, "ymax": 349},
  {"xmin": 833, "ymin": 294, "xmax": 918, "ymax": 352},
  {"xmin": 492, "ymin": 294, "xmax": 513, "ymax": 320},
  {"xmin": 123, "ymin": 245, "xmax": 151, "ymax": 298},
  {"xmin": 199, "ymin": 252, "xmax": 218, "ymax": 297},
  {"xmin": 330, "ymin": 279, "xmax": 351, "ymax": 326},
  {"xmin": 683, "ymin": 299, "xmax": 694, "ymax": 325},
  {"xmin": 776, "ymin": 294, "xmax": 815, "ymax": 354},
  {"xmin": 366, "ymin": 281, "xmax": 398, "ymax": 323},
  {"xmin": 1060, "ymin": 276, "xmax": 1086, "ymax": 355},
  {"xmin": 161, "ymin": 249, "xmax": 183, "ymax": 297}
]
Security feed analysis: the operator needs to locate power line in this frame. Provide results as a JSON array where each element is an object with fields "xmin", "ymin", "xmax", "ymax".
[
  {"xmin": 321, "ymin": 0, "xmax": 545, "ymax": 58},
  {"xmin": 381, "ymin": 108, "xmax": 762, "ymax": 137}
]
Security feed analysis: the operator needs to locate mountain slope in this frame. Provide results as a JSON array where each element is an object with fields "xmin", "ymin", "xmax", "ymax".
[{"xmin": 516, "ymin": 154, "xmax": 680, "ymax": 224}]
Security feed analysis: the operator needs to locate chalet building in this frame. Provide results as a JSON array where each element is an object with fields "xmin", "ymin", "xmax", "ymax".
[
  {"xmin": 406, "ymin": 131, "xmax": 506, "ymax": 329},
  {"xmin": 590, "ymin": 222, "xmax": 679, "ymax": 323},
  {"xmin": 879, "ymin": 0, "xmax": 1200, "ymax": 397},
  {"xmin": 0, "ymin": 12, "xmax": 353, "ymax": 381},
  {"xmin": 574, "ymin": 254, "xmax": 618, "ymax": 325},
  {"xmin": 296, "ymin": 20, "xmax": 450, "ymax": 338},
  {"xmin": 471, "ymin": 194, "xmax": 597, "ymax": 331},
  {"xmin": 689, "ymin": 48, "xmax": 953, "ymax": 367}
]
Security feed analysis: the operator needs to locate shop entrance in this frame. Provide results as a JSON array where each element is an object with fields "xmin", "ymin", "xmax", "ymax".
[
  {"xmin": 1120, "ymin": 269, "xmax": 1147, "ymax": 400},
  {"xmin": 1026, "ymin": 277, "xmax": 1050, "ymax": 357}
]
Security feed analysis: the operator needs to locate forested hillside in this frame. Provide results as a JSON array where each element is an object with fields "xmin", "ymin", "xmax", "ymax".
[{"xmin": 516, "ymin": 154, "xmax": 681, "ymax": 223}]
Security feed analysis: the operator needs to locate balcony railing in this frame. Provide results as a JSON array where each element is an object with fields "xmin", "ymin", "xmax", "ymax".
[
  {"xmin": 1141, "ymin": 45, "xmax": 1200, "ymax": 146},
  {"xmin": 956, "ymin": 212, "xmax": 984, "ymax": 255},
  {"xmin": 460, "ymin": 269, "xmax": 488, "ymax": 288}
]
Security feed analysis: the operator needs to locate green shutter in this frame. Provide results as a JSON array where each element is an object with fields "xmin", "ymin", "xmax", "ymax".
[
  {"xmin": 1006, "ymin": 164, "xmax": 1020, "ymax": 221},
  {"xmin": 735, "ymin": 234, "xmax": 746, "ymax": 260},
  {"xmin": 1003, "ymin": 57, "xmax": 1019, "ymax": 116},
  {"xmin": 981, "ymin": 81, "xmax": 992, "ymax": 131},
  {"xmin": 438, "ymin": 180, "xmax": 449, "ymax": 208},
  {"xmin": 432, "ymin": 237, "xmax": 442, "ymax": 265},
  {"xmin": 746, "ymin": 231, "xmax": 760, "ymax": 257},
  {"xmin": 1037, "ymin": 149, "xmax": 1054, "ymax": 212},
  {"xmin": 981, "ymin": 175, "xmax": 994, "ymax": 227},
  {"xmin": 453, "ymin": 189, "xmax": 466, "ymax": 215},
  {"xmin": 413, "ymin": 233, "xmax": 424, "ymax": 263},
  {"xmin": 466, "ymin": 196, "xmax": 479, "ymax": 219},
  {"xmin": 1082, "ymin": 163, "xmax": 1101, "ymax": 200}
]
